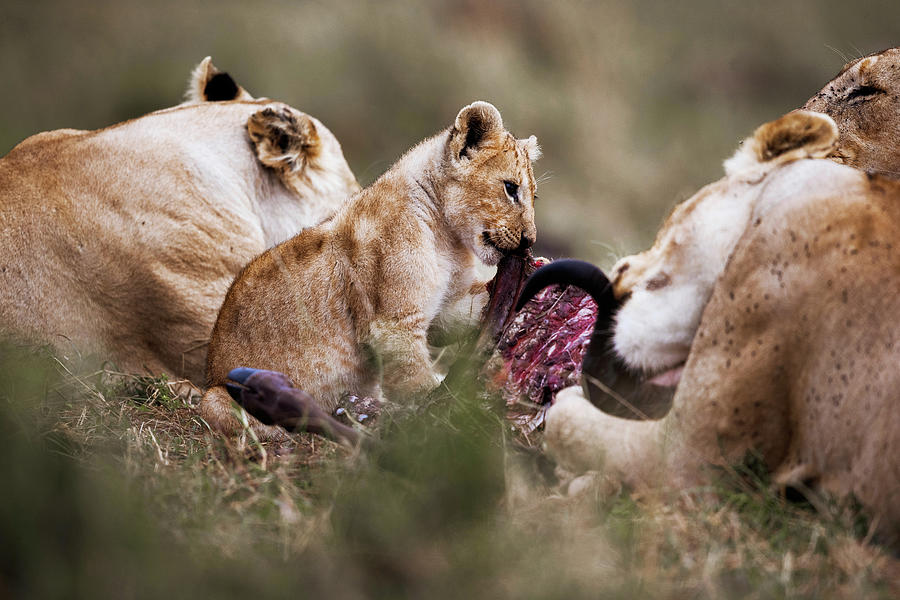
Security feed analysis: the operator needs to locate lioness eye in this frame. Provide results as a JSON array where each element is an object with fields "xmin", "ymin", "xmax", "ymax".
[
  {"xmin": 504, "ymin": 181, "xmax": 520, "ymax": 201},
  {"xmin": 846, "ymin": 84, "xmax": 884, "ymax": 102}
]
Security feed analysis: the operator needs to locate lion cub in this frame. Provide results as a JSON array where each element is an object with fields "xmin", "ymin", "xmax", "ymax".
[{"xmin": 201, "ymin": 101, "xmax": 541, "ymax": 438}]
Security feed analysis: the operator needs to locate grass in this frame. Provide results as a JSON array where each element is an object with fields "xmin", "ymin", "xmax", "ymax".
[{"xmin": 0, "ymin": 347, "xmax": 896, "ymax": 599}]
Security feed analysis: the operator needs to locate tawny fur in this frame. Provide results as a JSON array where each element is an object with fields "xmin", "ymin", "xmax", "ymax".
[
  {"xmin": 202, "ymin": 101, "xmax": 540, "ymax": 439},
  {"xmin": 804, "ymin": 46, "xmax": 900, "ymax": 176},
  {"xmin": 0, "ymin": 60, "xmax": 359, "ymax": 384},
  {"xmin": 546, "ymin": 111, "xmax": 900, "ymax": 545}
]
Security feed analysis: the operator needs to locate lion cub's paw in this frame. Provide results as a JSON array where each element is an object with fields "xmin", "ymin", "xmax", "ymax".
[{"xmin": 247, "ymin": 106, "xmax": 320, "ymax": 174}]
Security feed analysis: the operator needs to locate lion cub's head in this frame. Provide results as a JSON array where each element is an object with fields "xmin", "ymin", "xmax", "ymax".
[{"xmin": 441, "ymin": 101, "xmax": 541, "ymax": 265}]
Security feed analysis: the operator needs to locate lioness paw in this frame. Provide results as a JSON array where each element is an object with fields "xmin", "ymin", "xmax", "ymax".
[{"xmin": 247, "ymin": 106, "xmax": 321, "ymax": 174}]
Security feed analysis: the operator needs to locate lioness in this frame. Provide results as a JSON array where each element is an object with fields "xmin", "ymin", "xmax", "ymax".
[
  {"xmin": 804, "ymin": 46, "xmax": 900, "ymax": 176},
  {"xmin": 0, "ymin": 59, "xmax": 359, "ymax": 383},
  {"xmin": 201, "ymin": 101, "xmax": 541, "ymax": 438},
  {"xmin": 540, "ymin": 111, "xmax": 900, "ymax": 545}
]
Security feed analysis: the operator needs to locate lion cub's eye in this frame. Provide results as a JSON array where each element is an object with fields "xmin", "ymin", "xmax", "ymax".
[{"xmin": 504, "ymin": 181, "xmax": 520, "ymax": 202}]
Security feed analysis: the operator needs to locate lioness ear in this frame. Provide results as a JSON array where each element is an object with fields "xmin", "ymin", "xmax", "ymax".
[
  {"xmin": 247, "ymin": 106, "xmax": 320, "ymax": 174},
  {"xmin": 185, "ymin": 56, "xmax": 253, "ymax": 102},
  {"xmin": 521, "ymin": 135, "xmax": 542, "ymax": 161},
  {"xmin": 450, "ymin": 101, "xmax": 504, "ymax": 160},
  {"xmin": 754, "ymin": 110, "xmax": 838, "ymax": 161},
  {"xmin": 724, "ymin": 110, "xmax": 838, "ymax": 176}
]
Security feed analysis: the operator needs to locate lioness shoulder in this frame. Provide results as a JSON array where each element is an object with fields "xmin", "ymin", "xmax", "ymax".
[{"xmin": 201, "ymin": 101, "xmax": 541, "ymax": 439}]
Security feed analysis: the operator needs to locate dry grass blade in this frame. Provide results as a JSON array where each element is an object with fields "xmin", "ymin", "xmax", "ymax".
[{"xmin": 1, "ymin": 348, "xmax": 897, "ymax": 598}]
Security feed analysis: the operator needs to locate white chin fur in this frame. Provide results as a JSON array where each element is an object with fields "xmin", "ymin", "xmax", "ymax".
[
  {"xmin": 475, "ymin": 239, "xmax": 503, "ymax": 266},
  {"xmin": 612, "ymin": 286, "xmax": 703, "ymax": 373}
]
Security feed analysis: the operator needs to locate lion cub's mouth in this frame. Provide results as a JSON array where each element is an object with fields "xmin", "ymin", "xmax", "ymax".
[
  {"xmin": 482, "ymin": 231, "xmax": 526, "ymax": 257},
  {"xmin": 482, "ymin": 231, "xmax": 504, "ymax": 253},
  {"xmin": 647, "ymin": 363, "xmax": 685, "ymax": 388}
]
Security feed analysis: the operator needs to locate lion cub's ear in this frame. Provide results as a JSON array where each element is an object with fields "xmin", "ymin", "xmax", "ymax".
[
  {"xmin": 247, "ymin": 106, "xmax": 321, "ymax": 174},
  {"xmin": 185, "ymin": 56, "xmax": 254, "ymax": 102},
  {"xmin": 724, "ymin": 110, "xmax": 838, "ymax": 176},
  {"xmin": 450, "ymin": 101, "xmax": 505, "ymax": 161},
  {"xmin": 521, "ymin": 135, "xmax": 542, "ymax": 161}
]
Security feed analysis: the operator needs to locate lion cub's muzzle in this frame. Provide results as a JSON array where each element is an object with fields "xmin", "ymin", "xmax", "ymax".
[{"xmin": 483, "ymin": 230, "xmax": 535, "ymax": 256}]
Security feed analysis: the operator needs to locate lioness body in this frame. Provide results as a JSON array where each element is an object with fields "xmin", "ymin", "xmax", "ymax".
[
  {"xmin": 0, "ymin": 97, "xmax": 358, "ymax": 382},
  {"xmin": 202, "ymin": 102, "xmax": 540, "ymax": 437},
  {"xmin": 545, "ymin": 112, "xmax": 900, "ymax": 544}
]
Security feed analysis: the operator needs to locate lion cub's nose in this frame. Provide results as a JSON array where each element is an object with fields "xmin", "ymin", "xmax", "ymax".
[{"xmin": 516, "ymin": 232, "xmax": 535, "ymax": 253}]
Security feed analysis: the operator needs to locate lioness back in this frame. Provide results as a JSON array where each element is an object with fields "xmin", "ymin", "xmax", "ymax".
[
  {"xmin": 202, "ymin": 101, "xmax": 541, "ymax": 439},
  {"xmin": 0, "ymin": 98, "xmax": 358, "ymax": 382}
]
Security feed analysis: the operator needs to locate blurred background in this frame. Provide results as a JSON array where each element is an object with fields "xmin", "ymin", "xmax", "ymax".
[{"xmin": 3, "ymin": 0, "xmax": 898, "ymax": 267}]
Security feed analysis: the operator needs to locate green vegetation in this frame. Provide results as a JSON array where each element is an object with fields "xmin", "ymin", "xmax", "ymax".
[{"xmin": 0, "ymin": 350, "xmax": 895, "ymax": 599}]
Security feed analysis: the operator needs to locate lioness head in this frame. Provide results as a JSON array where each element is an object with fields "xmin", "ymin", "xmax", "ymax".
[
  {"xmin": 803, "ymin": 47, "xmax": 900, "ymax": 175},
  {"xmin": 442, "ymin": 101, "xmax": 541, "ymax": 265},
  {"xmin": 609, "ymin": 110, "xmax": 838, "ymax": 379}
]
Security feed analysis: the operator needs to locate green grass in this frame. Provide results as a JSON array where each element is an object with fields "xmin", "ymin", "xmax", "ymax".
[{"xmin": 0, "ymin": 348, "xmax": 896, "ymax": 599}]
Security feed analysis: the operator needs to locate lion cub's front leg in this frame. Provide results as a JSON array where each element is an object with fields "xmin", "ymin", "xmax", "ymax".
[{"xmin": 368, "ymin": 315, "xmax": 441, "ymax": 401}]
